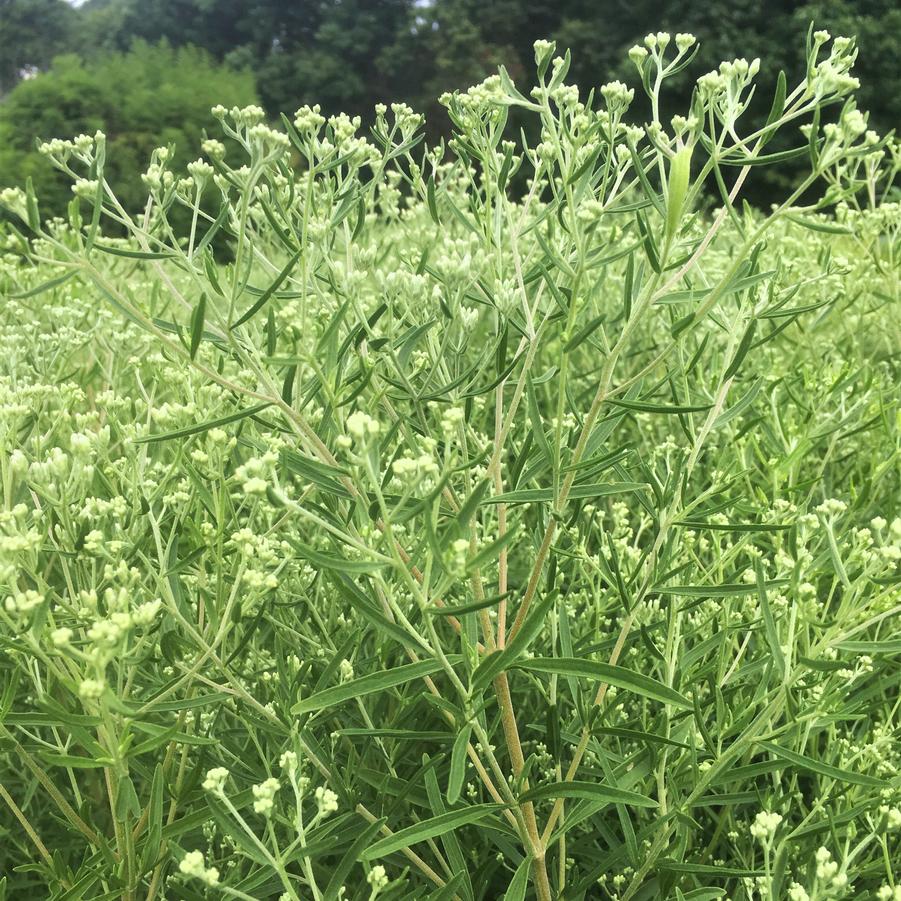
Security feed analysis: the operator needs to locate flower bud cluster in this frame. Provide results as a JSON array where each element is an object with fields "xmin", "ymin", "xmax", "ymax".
[
  {"xmin": 750, "ymin": 810, "xmax": 782, "ymax": 843},
  {"xmin": 808, "ymin": 35, "xmax": 859, "ymax": 99},
  {"xmin": 179, "ymin": 850, "xmax": 220, "ymax": 886},
  {"xmin": 697, "ymin": 58, "xmax": 761, "ymax": 128},
  {"xmin": 344, "ymin": 411, "xmax": 381, "ymax": 444}
]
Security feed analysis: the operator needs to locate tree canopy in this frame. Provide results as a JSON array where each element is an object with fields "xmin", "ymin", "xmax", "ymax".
[
  {"xmin": 0, "ymin": 41, "xmax": 256, "ymax": 214},
  {"xmin": 1, "ymin": 0, "xmax": 897, "ymax": 208}
]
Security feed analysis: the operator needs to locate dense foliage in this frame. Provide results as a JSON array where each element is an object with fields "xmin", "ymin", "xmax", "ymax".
[
  {"xmin": 0, "ymin": 31, "xmax": 899, "ymax": 901},
  {"xmin": 0, "ymin": 43, "xmax": 257, "ymax": 217},
  {"xmin": 1, "ymin": 0, "xmax": 900, "ymax": 207}
]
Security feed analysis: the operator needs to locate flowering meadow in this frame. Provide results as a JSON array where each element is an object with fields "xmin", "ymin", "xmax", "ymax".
[{"xmin": 0, "ymin": 30, "xmax": 899, "ymax": 901}]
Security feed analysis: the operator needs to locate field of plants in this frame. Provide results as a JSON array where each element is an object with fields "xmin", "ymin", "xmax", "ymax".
[{"xmin": 0, "ymin": 30, "xmax": 899, "ymax": 901}]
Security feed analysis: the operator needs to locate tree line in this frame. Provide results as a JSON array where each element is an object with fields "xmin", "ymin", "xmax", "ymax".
[{"xmin": 1, "ymin": 0, "xmax": 897, "ymax": 211}]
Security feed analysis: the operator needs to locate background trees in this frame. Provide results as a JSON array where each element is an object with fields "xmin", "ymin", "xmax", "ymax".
[
  {"xmin": 0, "ymin": 42, "xmax": 256, "ymax": 214},
  {"xmin": 1, "ymin": 0, "xmax": 897, "ymax": 210}
]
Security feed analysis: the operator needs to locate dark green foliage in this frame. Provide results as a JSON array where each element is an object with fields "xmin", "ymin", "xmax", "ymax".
[
  {"xmin": 2, "ymin": 1, "xmax": 898, "ymax": 205},
  {"xmin": 0, "ymin": 41, "xmax": 257, "ymax": 214},
  {"xmin": 0, "ymin": 0, "xmax": 75, "ymax": 95}
]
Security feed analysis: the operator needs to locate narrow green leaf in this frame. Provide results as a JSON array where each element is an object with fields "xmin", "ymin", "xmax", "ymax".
[
  {"xmin": 447, "ymin": 725, "xmax": 471, "ymax": 804},
  {"xmin": 138, "ymin": 692, "xmax": 232, "ymax": 713},
  {"xmin": 204, "ymin": 247, "xmax": 226, "ymax": 295},
  {"xmin": 465, "ymin": 528, "xmax": 520, "ymax": 574},
  {"xmin": 517, "ymin": 658, "xmax": 692, "ymax": 710},
  {"xmin": 360, "ymin": 804, "xmax": 501, "ymax": 860},
  {"xmin": 95, "ymin": 243, "xmax": 177, "ymax": 260},
  {"xmin": 25, "ymin": 177, "xmax": 40, "ymax": 230},
  {"xmin": 232, "ymin": 249, "xmax": 301, "ymax": 328},
  {"xmin": 195, "ymin": 201, "xmax": 231, "ymax": 255},
  {"xmin": 594, "ymin": 726, "xmax": 690, "ymax": 749},
  {"xmin": 426, "ymin": 873, "xmax": 467, "ymax": 901},
  {"xmin": 755, "ymin": 560, "xmax": 785, "ymax": 679},
  {"xmin": 760, "ymin": 70, "xmax": 787, "ymax": 147},
  {"xmin": 821, "ymin": 517, "xmax": 851, "ymax": 588},
  {"xmin": 636, "ymin": 210, "xmax": 661, "ymax": 273},
  {"xmin": 622, "ymin": 254, "xmax": 635, "ymax": 319},
  {"xmin": 519, "ymin": 781, "xmax": 656, "ymax": 808},
  {"xmin": 338, "ymin": 729, "xmax": 450, "ymax": 741},
  {"xmin": 657, "ymin": 580, "xmax": 788, "ymax": 597},
  {"xmin": 280, "ymin": 449, "xmax": 351, "ymax": 499},
  {"xmin": 834, "ymin": 639, "xmax": 901, "ymax": 654},
  {"xmin": 483, "ymin": 482, "xmax": 645, "ymax": 505},
  {"xmin": 115, "ymin": 774, "xmax": 142, "ymax": 819},
  {"xmin": 658, "ymin": 860, "xmax": 762, "ymax": 877},
  {"xmin": 610, "ymin": 398, "xmax": 711, "ymax": 414},
  {"xmin": 628, "ymin": 149, "xmax": 665, "ymax": 219},
  {"xmin": 665, "ymin": 145, "xmax": 693, "ymax": 238},
  {"xmin": 723, "ymin": 318, "xmax": 757, "ymax": 380},
  {"xmin": 675, "ymin": 520, "xmax": 789, "ymax": 533},
  {"xmin": 713, "ymin": 378, "xmax": 761, "ymax": 428},
  {"xmin": 426, "ymin": 176, "xmax": 439, "ymax": 224},
  {"xmin": 134, "ymin": 402, "xmax": 271, "ymax": 443},
  {"xmin": 718, "ymin": 146, "xmax": 809, "ymax": 167},
  {"xmin": 332, "ymin": 574, "xmax": 431, "ymax": 653},
  {"xmin": 526, "ymin": 376, "xmax": 554, "ymax": 466},
  {"xmin": 454, "ymin": 480, "xmax": 488, "ymax": 533},
  {"xmin": 423, "ymin": 753, "xmax": 474, "ymax": 901},
  {"xmin": 128, "ymin": 721, "xmax": 216, "ymax": 750},
  {"xmin": 427, "ymin": 592, "xmax": 507, "ymax": 617},
  {"xmin": 497, "ymin": 143, "xmax": 515, "ymax": 192},
  {"xmin": 10, "ymin": 270, "xmax": 77, "ymax": 299},
  {"xmin": 757, "ymin": 741, "xmax": 885, "ymax": 787},
  {"xmin": 785, "ymin": 214, "xmax": 852, "ymax": 235},
  {"xmin": 564, "ymin": 313, "xmax": 605, "ymax": 352},
  {"xmin": 292, "ymin": 657, "xmax": 460, "ymax": 714},
  {"xmin": 503, "ymin": 856, "xmax": 531, "ymax": 901},
  {"xmin": 189, "ymin": 293, "xmax": 207, "ymax": 360},
  {"xmin": 266, "ymin": 306, "xmax": 277, "ymax": 357},
  {"xmin": 3, "ymin": 711, "xmax": 100, "ymax": 727},
  {"xmin": 290, "ymin": 538, "xmax": 388, "ymax": 574},
  {"xmin": 323, "ymin": 817, "xmax": 387, "ymax": 901},
  {"xmin": 141, "ymin": 764, "xmax": 164, "ymax": 871},
  {"xmin": 40, "ymin": 753, "xmax": 108, "ymax": 769},
  {"xmin": 472, "ymin": 592, "xmax": 556, "ymax": 691}
]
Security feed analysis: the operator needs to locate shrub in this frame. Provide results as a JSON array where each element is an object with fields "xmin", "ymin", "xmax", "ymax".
[
  {"xmin": 0, "ymin": 41, "xmax": 257, "ymax": 216},
  {"xmin": 0, "ymin": 30, "xmax": 899, "ymax": 901}
]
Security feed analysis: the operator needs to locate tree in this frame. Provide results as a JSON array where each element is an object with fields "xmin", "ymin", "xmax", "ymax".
[
  {"xmin": 3, "ymin": 0, "xmax": 896, "ymax": 208},
  {"xmin": 254, "ymin": 0, "xmax": 415, "ymax": 118},
  {"xmin": 0, "ymin": 42, "xmax": 258, "ymax": 214},
  {"xmin": 0, "ymin": 0, "xmax": 75, "ymax": 95},
  {"xmin": 71, "ymin": 0, "xmax": 419, "ymax": 119}
]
